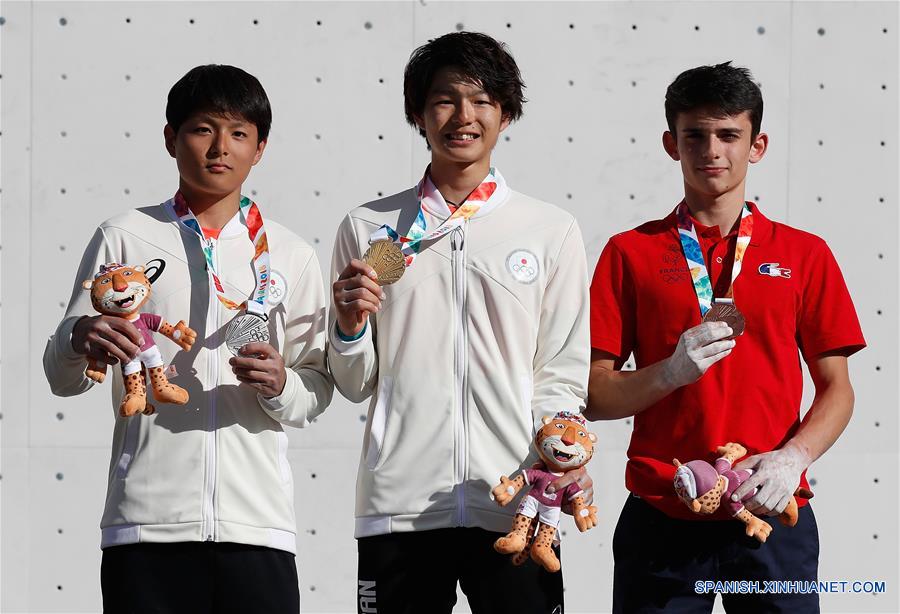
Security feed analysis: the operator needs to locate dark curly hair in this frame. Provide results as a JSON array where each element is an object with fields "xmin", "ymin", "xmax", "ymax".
[
  {"xmin": 166, "ymin": 64, "xmax": 272, "ymax": 142},
  {"xmin": 665, "ymin": 62, "xmax": 763, "ymax": 138},
  {"xmin": 403, "ymin": 32, "xmax": 526, "ymax": 139}
]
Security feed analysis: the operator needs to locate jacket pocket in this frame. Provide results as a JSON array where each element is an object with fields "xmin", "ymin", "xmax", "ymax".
[
  {"xmin": 365, "ymin": 376, "xmax": 393, "ymax": 470},
  {"xmin": 115, "ymin": 418, "xmax": 140, "ymax": 480}
]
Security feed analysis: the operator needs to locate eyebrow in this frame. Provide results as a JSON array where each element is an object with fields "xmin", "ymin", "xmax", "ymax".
[{"xmin": 428, "ymin": 86, "xmax": 489, "ymax": 97}]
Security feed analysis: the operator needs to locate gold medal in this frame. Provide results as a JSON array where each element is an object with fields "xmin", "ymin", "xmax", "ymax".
[{"xmin": 362, "ymin": 240, "xmax": 406, "ymax": 286}]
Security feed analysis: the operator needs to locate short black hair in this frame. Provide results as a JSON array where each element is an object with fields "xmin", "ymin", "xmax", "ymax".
[
  {"xmin": 403, "ymin": 32, "xmax": 526, "ymax": 138},
  {"xmin": 166, "ymin": 64, "xmax": 272, "ymax": 142},
  {"xmin": 665, "ymin": 62, "xmax": 763, "ymax": 137}
]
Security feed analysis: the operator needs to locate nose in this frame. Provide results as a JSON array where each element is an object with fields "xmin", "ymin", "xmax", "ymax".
[
  {"xmin": 455, "ymin": 100, "xmax": 475, "ymax": 124},
  {"xmin": 700, "ymin": 134, "xmax": 721, "ymax": 160},
  {"xmin": 208, "ymin": 131, "xmax": 229, "ymax": 158},
  {"xmin": 561, "ymin": 426, "xmax": 577, "ymax": 446},
  {"xmin": 112, "ymin": 273, "xmax": 129, "ymax": 292}
]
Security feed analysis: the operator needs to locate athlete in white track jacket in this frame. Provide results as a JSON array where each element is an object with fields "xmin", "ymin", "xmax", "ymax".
[
  {"xmin": 43, "ymin": 202, "xmax": 332, "ymax": 553},
  {"xmin": 329, "ymin": 176, "xmax": 590, "ymax": 538}
]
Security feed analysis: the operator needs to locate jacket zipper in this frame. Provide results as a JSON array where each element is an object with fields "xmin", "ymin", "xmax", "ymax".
[
  {"xmin": 202, "ymin": 236, "xmax": 219, "ymax": 541},
  {"xmin": 451, "ymin": 225, "xmax": 469, "ymax": 526}
]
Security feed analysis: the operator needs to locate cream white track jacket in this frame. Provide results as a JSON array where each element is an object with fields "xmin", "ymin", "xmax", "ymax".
[
  {"xmin": 328, "ymin": 183, "xmax": 589, "ymax": 538},
  {"xmin": 43, "ymin": 202, "xmax": 333, "ymax": 554}
]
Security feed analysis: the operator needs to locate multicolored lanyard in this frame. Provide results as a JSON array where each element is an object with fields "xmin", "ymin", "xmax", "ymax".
[
  {"xmin": 368, "ymin": 167, "xmax": 509, "ymax": 266},
  {"xmin": 675, "ymin": 201, "xmax": 753, "ymax": 316},
  {"xmin": 172, "ymin": 191, "xmax": 270, "ymax": 316}
]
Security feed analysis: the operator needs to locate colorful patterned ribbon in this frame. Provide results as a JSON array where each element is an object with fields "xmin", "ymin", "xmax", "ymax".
[
  {"xmin": 675, "ymin": 201, "xmax": 753, "ymax": 316},
  {"xmin": 369, "ymin": 167, "xmax": 509, "ymax": 266},
  {"xmin": 172, "ymin": 191, "xmax": 270, "ymax": 316}
]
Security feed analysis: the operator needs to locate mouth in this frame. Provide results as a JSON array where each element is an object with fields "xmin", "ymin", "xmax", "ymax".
[
  {"xmin": 552, "ymin": 448, "xmax": 575, "ymax": 463},
  {"xmin": 207, "ymin": 163, "xmax": 231, "ymax": 173},
  {"xmin": 699, "ymin": 167, "xmax": 727, "ymax": 175},
  {"xmin": 113, "ymin": 293, "xmax": 137, "ymax": 309},
  {"xmin": 444, "ymin": 132, "xmax": 480, "ymax": 146}
]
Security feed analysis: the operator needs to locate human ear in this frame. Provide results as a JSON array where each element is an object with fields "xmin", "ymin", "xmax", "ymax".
[
  {"xmin": 164, "ymin": 125, "xmax": 177, "ymax": 159},
  {"xmin": 749, "ymin": 132, "xmax": 768, "ymax": 164},
  {"xmin": 662, "ymin": 131, "xmax": 680, "ymax": 161}
]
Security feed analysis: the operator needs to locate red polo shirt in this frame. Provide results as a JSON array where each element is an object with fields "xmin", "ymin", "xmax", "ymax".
[{"xmin": 589, "ymin": 202, "xmax": 865, "ymax": 520}]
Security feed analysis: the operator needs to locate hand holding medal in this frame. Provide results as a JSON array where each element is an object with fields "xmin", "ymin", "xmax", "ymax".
[
  {"xmin": 229, "ymin": 342, "xmax": 287, "ymax": 399},
  {"xmin": 332, "ymin": 259, "xmax": 384, "ymax": 338}
]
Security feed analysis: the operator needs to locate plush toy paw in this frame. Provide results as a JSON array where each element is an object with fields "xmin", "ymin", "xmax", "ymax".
[
  {"xmin": 86, "ymin": 367, "xmax": 107, "ymax": 383},
  {"xmin": 492, "ymin": 476, "xmax": 517, "ymax": 506},
  {"xmin": 141, "ymin": 402, "xmax": 156, "ymax": 416},
  {"xmin": 172, "ymin": 320, "xmax": 197, "ymax": 351},
  {"xmin": 745, "ymin": 516, "xmax": 773, "ymax": 543},
  {"xmin": 778, "ymin": 497, "xmax": 800, "ymax": 527},
  {"xmin": 494, "ymin": 532, "xmax": 527, "ymax": 554},
  {"xmin": 119, "ymin": 393, "xmax": 147, "ymax": 417},
  {"xmin": 717, "ymin": 442, "xmax": 747, "ymax": 459},
  {"xmin": 574, "ymin": 505, "xmax": 598, "ymax": 532}
]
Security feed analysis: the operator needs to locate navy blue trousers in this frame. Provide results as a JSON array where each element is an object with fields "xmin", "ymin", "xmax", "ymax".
[{"xmin": 613, "ymin": 495, "xmax": 819, "ymax": 613}]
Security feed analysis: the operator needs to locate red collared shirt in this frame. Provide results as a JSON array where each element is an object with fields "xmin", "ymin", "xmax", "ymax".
[{"xmin": 589, "ymin": 202, "xmax": 866, "ymax": 519}]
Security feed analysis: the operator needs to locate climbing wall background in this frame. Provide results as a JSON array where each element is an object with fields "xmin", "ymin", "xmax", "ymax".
[{"xmin": 1, "ymin": 1, "xmax": 897, "ymax": 612}]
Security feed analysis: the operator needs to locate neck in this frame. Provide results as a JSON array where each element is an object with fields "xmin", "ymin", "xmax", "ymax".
[
  {"xmin": 429, "ymin": 157, "xmax": 491, "ymax": 205},
  {"xmin": 179, "ymin": 182, "xmax": 242, "ymax": 230},
  {"xmin": 683, "ymin": 183, "xmax": 747, "ymax": 235}
]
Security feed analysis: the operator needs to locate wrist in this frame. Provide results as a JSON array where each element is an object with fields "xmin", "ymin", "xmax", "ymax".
[{"xmin": 336, "ymin": 321, "xmax": 367, "ymax": 342}]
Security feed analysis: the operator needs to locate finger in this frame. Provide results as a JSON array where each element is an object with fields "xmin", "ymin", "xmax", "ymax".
[
  {"xmin": 339, "ymin": 299, "xmax": 381, "ymax": 317},
  {"xmin": 686, "ymin": 321, "xmax": 731, "ymax": 347},
  {"xmin": 94, "ymin": 336, "xmax": 136, "ymax": 365},
  {"xmin": 99, "ymin": 328, "xmax": 142, "ymax": 359},
  {"xmin": 339, "ymin": 259, "xmax": 378, "ymax": 281},
  {"xmin": 108, "ymin": 318, "xmax": 145, "ymax": 347},
  {"xmin": 696, "ymin": 348, "xmax": 733, "ymax": 373},
  {"xmin": 731, "ymin": 472, "xmax": 763, "ymax": 501},
  {"xmin": 230, "ymin": 355, "xmax": 271, "ymax": 372},
  {"xmin": 241, "ymin": 342, "xmax": 277, "ymax": 359},
  {"xmin": 340, "ymin": 286, "xmax": 383, "ymax": 307},
  {"xmin": 547, "ymin": 470, "xmax": 581, "ymax": 494},
  {"xmin": 337, "ymin": 273, "xmax": 385, "ymax": 298},
  {"xmin": 733, "ymin": 455, "xmax": 763, "ymax": 472},
  {"xmin": 772, "ymin": 493, "xmax": 791, "ymax": 515},
  {"xmin": 693, "ymin": 339, "xmax": 737, "ymax": 360}
]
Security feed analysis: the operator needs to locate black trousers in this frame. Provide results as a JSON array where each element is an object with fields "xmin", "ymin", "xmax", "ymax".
[
  {"xmin": 101, "ymin": 542, "xmax": 300, "ymax": 614},
  {"xmin": 357, "ymin": 527, "xmax": 564, "ymax": 614},
  {"xmin": 613, "ymin": 495, "xmax": 820, "ymax": 613}
]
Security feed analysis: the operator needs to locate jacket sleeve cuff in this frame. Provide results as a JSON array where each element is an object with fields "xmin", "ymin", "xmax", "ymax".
[
  {"xmin": 257, "ymin": 368, "xmax": 300, "ymax": 415},
  {"xmin": 56, "ymin": 316, "xmax": 87, "ymax": 361},
  {"xmin": 329, "ymin": 321, "xmax": 372, "ymax": 354}
]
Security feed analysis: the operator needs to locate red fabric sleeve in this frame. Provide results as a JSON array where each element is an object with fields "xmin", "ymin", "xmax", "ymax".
[
  {"xmin": 797, "ymin": 242, "xmax": 866, "ymax": 359},
  {"xmin": 589, "ymin": 239, "xmax": 636, "ymax": 362}
]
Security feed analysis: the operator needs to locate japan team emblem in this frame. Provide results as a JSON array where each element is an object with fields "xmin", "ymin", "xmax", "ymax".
[
  {"xmin": 507, "ymin": 250, "xmax": 539, "ymax": 284},
  {"xmin": 267, "ymin": 270, "xmax": 289, "ymax": 306}
]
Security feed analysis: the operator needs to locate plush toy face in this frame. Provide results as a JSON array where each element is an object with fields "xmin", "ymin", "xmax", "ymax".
[
  {"xmin": 83, "ymin": 263, "xmax": 151, "ymax": 316},
  {"xmin": 535, "ymin": 413, "xmax": 597, "ymax": 472}
]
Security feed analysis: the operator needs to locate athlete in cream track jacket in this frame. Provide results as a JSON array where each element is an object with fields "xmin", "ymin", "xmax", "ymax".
[
  {"xmin": 329, "ymin": 173, "xmax": 590, "ymax": 538},
  {"xmin": 43, "ymin": 201, "xmax": 332, "ymax": 553}
]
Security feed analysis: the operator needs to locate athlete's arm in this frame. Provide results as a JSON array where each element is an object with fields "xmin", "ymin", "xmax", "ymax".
[
  {"xmin": 733, "ymin": 351, "xmax": 854, "ymax": 515},
  {"xmin": 585, "ymin": 321, "xmax": 735, "ymax": 420}
]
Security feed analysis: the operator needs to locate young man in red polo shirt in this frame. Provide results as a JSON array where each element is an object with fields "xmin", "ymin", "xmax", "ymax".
[{"xmin": 586, "ymin": 62, "xmax": 865, "ymax": 612}]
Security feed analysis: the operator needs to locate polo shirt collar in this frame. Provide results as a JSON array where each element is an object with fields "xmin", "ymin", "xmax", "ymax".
[{"xmin": 666, "ymin": 200, "xmax": 772, "ymax": 247}]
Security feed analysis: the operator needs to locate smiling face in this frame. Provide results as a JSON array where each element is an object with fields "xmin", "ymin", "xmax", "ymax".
[
  {"xmin": 414, "ymin": 66, "xmax": 510, "ymax": 171},
  {"xmin": 85, "ymin": 265, "xmax": 152, "ymax": 317},
  {"xmin": 164, "ymin": 112, "xmax": 266, "ymax": 202},
  {"xmin": 663, "ymin": 109, "xmax": 767, "ymax": 202},
  {"xmin": 535, "ymin": 416, "xmax": 596, "ymax": 472}
]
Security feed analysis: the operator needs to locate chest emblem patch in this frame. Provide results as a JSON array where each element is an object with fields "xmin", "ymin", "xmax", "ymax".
[
  {"xmin": 758, "ymin": 263, "xmax": 792, "ymax": 279},
  {"xmin": 268, "ymin": 270, "xmax": 289, "ymax": 306},
  {"xmin": 507, "ymin": 250, "xmax": 539, "ymax": 284}
]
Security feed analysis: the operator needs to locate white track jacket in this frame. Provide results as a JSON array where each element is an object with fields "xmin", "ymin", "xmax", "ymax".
[
  {"xmin": 328, "ymin": 177, "xmax": 589, "ymax": 538},
  {"xmin": 43, "ymin": 202, "xmax": 333, "ymax": 553}
]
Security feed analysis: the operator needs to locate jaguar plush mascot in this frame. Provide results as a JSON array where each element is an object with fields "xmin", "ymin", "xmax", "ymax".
[
  {"xmin": 673, "ymin": 442, "xmax": 814, "ymax": 543},
  {"xmin": 491, "ymin": 411, "xmax": 598, "ymax": 572},
  {"xmin": 83, "ymin": 262, "xmax": 196, "ymax": 417}
]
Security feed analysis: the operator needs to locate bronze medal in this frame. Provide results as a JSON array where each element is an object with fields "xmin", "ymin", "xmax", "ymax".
[
  {"xmin": 362, "ymin": 240, "xmax": 406, "ymax": 286},
  {"xmin": 702, "ymin": 302, "xmax": 745, "ymax": 338}
]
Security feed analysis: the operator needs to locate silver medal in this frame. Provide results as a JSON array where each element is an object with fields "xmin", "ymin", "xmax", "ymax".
[{"xmin": 224, "ymin": 312, "xmax": 270, "ymax": 356}]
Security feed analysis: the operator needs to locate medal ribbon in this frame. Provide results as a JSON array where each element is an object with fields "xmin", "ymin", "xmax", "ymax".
[
  {"xmin": 368, "ymin": 167, "xmax": 508, "ymax": 266},
  {"xmin": 675, "ymin": 201, "xmax": 753, "ymax": 316},
  {"xmin": 172, "ymin": 191, "xmax": 270, "ymax": 316}
]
